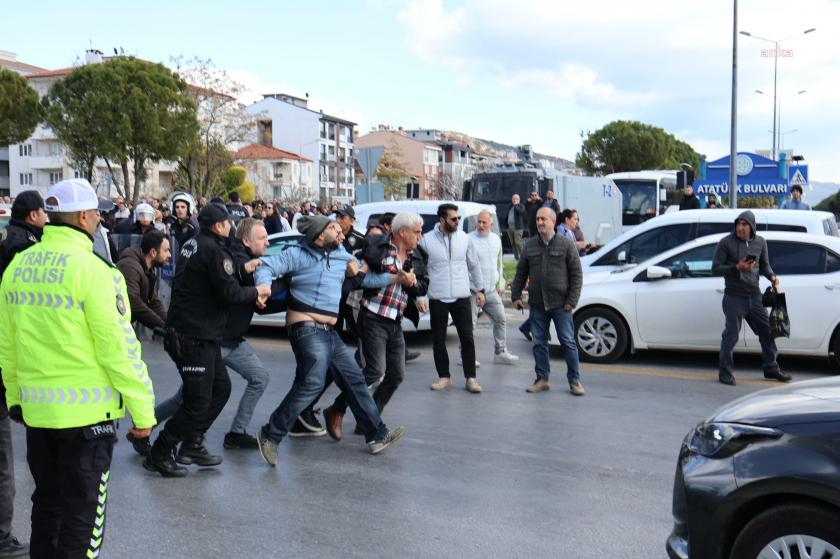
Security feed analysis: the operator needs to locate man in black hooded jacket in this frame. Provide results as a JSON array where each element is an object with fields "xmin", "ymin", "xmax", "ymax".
[{"xmin": 712, "ymin": 210, "xmax": 791, "ymax": 386}]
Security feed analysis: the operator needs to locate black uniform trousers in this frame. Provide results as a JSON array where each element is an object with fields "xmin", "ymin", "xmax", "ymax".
[
  {"xmin": 162, "ymin": 339, "xmax": 231, "ymax": 442},
  {"xmin": 27, "ymin": 421, "xmax": 115, "ymax": 559}
]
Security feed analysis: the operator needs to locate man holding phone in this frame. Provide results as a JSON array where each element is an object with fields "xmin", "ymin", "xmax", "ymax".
[{"xmin": 712, "ymin": 211, "xmax": 791, "ymax": 386}]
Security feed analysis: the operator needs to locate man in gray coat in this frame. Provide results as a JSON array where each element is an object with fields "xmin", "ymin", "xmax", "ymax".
[
  {"xmin": 712, "ymin": 210, "xmax": 791, "ymax": 386},
  {"xmin": 511, "ymin": 208, "xmax": 584, "ymax": 396}
]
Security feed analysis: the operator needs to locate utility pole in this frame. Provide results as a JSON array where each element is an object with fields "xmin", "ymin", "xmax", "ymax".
[{"xmin": 730, "ymin": 0, "xmax": 739, "ymax": 208}]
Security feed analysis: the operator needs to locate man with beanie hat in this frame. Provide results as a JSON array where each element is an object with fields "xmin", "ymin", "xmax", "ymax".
[
  {"xmin": 253, "ymin": 215, "xmax": 406, "ymax": 467},
  {"xmin": 143, "ymin": 203, "xmax": 271, "ymax": 477},
  {"xmin": 713, "ymin": 210, "xmax": 791, "ymax": 386},
  {"xmin": 0, "ymin": 190, "xmax": 44, "ymax": 557}
]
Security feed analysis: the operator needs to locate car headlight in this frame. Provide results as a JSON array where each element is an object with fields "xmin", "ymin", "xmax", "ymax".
[{"xmin": 687, "ymin": 422, "xmax": 783, "ymax": 457}]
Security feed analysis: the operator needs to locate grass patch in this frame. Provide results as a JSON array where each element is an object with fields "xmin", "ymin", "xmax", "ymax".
[{"xmin": 503, "ymin": 259, "xmax": 518, "ymax": 284}]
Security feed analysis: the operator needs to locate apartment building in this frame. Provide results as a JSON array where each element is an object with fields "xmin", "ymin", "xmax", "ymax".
[
  {"xmin": 245, "ymin": 93, "xmax": 355, "ymax": 203},
  {"xmin": 233, "ymin": 143, "xmax": 313, "ymax": 201},
  {"xmin": 353, "ymin": 127, "xmax": 442, "ymax": 199}
]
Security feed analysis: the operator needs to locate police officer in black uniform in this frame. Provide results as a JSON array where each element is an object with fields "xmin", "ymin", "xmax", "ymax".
[
  {"xmin": 166, "ymin": 191, "xmax": 199, "ymax": 250},
  {"xmin": 226, "ymin": 191, "xmax": 249, "ymax": 225},
  {"xmin": 335, "ymin": 204, "xmax": 363, "ymax": 255},
  {"xmin": 0, "ymin": 191, "xmax": 45, "ymax": 558},
  {"xmin": 143, "ymin": 203, "xmax": 271, "ymax": 477}
]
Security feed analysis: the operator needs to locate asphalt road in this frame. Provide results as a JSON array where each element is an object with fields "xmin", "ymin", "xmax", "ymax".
[{"xmin": 6, "ymin": 314, "xmax": 837, "ymax": 558}]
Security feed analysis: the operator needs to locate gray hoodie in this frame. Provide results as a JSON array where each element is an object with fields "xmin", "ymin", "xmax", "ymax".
[{"xmin": 712, "ymin": 210, "xmax": 775, "ymax": 297}]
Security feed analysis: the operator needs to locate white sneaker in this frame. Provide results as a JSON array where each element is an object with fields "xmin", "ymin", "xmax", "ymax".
[
  {"xmin": 457, "ymin": 360, "xmax": 481, "ymax": 368},
  {"xmin": 494, "ymin": 351, "xmax": 519, "ymax": 365}
]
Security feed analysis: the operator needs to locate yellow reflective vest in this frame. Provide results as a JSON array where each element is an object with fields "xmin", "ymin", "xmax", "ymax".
[{"xmin": 0, "ymin": 224, "xmax": 156, "ymax": 429}]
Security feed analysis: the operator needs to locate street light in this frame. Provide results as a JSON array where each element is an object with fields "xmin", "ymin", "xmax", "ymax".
[
  {"xmin": 778, "ymin": 129, "xmax": 798, "ymax": 151},
  {"xmin": 755, "ymin": 89, "xmax": 806, "ymax": 156},
  {"xmin": 740, "ymin": 28, "xmax": 815, "ymax": 160}
]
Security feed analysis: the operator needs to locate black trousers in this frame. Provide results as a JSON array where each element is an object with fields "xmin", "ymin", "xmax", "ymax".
[
  {"xmin": 429, "ymin": 297, "xmax": 476, "ymax": 379},
  {"xmin": 27, "ymin": 422, "xmax": 116, "ymax": 559},
  {"xmin": 333, "ymin": 310, "xmax": 406, "ymax": 414},
  {"xmin": 162, "ymin": 340, "xmax": 231, "ymax": 442}
]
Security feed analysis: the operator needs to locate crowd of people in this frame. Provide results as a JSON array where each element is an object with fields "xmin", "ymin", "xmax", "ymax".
[{"xmin": 0, "ymin": 177, "xmax": 811, "ymax": 557}]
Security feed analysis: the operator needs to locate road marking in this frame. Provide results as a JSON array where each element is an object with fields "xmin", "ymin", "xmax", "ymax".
[{"xmin": 580, "ymin": 363, "xmax": 779, "ymax": 386}]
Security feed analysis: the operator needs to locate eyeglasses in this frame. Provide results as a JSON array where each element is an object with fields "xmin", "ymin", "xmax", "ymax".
[{"xmin": 446, "ymin": 216, "xmax": 461, "ymax": 222}]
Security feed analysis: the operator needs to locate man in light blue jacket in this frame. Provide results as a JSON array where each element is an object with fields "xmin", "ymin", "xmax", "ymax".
[
  {"xmin": 252, "ymin": 215, "xmax": 406, "ymax": 466},
  {"xmin": 421, "ymin": 203, "xmax": 486, "ymax": 393}
]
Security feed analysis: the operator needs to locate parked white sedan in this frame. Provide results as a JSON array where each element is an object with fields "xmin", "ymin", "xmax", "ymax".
[
  {"xmin": 250, "ymin": 231, "xmax": 432, "ymax": 332},
  {"xmin": 572, "ymin": 231, "xmax": 840, "ymax": 364}
]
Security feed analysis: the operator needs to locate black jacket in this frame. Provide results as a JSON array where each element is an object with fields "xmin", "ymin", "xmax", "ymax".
[
  {"xmin": 505, "ymin": 203, "xmax": 527, "ymax": 230},
  {"xmin": 116, "ymin": 246, "xmax": 167, "ymax": 329},
  {"xmin": 167, "ymin": 229, "xmax": 259, "ymax": 341},
  {"xmin": 712, "ymin": 210, "xmax": 775, "ymax": 297},
  {"xmin": 226, "ymin": 203, "xmax": 249, "ymax": 224},
  {"xmin": 220, "ymin": 240, "xmax": 286, "ymax": 347},
  {"xmin": 679, "ymin": 194, "xmax": 701, "ymax": 210},
  {"xmin": 511, "ymin": 234, "xmax": 583, "ymax": 310},
  {"xmin": 361, "ymin": 235, "xmax": 429, "ymax": 327},
  {"xmin": 525, "ymin": 200, "xmax": 542, "ymax": 234},
  {"xmin": 343, "ymin": 229, "xmax": 365, "ymax": 255},
  {"xmin": 0, "ymin": 219, "xmax": 43, "ymax": 279},
  {"xmin": 264, "ymin": 214, "xmax": 283, "ymax": 235},
  {"xmin": 167, "ymin": 216, "xmax": 199, "ymax": 249}
]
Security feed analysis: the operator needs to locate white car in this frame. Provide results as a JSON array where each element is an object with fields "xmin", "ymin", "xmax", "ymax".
[
  {"xmin": 570, "ymin": 231, "xmax": 840, "ymax": 364},
  {"xmin": 250, "ymin": 230, "xmax": 432, "ymax": 332},
  {"xmin": 581, "ymin": 208, "xmax": 840, "ymax": 274}
]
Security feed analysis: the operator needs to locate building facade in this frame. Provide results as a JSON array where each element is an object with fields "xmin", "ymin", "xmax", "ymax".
[
  {"xmin": 244, "ymin": 93, "xmax": 355, "ymax": 203},
  {"xmin": 233, "ymin": 143, "xmax": 313, "ymax": 202},
  {"xmin": 353, "ymin": 128, "xmax": 442, "ymax": 200}
]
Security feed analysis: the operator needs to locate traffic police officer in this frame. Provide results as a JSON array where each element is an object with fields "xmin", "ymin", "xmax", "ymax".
[
  {"xmin": 0, "ymin": 178, "xmax": 156, "ymax": 559},
  {"xmin": 144, "ymin": 203, "xmax": 270, "ymax": 477}
]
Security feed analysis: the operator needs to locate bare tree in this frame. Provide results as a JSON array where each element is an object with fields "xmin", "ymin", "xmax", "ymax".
[{"xmin": 171, "ymin": 56, "xmax": 260, "ymax": 198}]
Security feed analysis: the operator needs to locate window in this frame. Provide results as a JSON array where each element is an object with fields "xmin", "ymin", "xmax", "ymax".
[
  {"xmin": 49, "ymin": 172, "xmax": 63, "ymax": 185},
  {"xmin": 273, "ymin": 164, "xmax": 283, "ymax": 180},
  {"xmin": 19, "ymin": 144, "xmax": 32, "ymax": 156},
  {"xmin": 656, "ymin": 244, "xmax": 716, "ymax": 279},
  {"xmin": 763, "ymin": 224, "xmax": 807, "ymax": 233},
  {"xmin": 320, "ymin": 144, "xmax": 327, "ymax": 160},
  {"xmin": 827, "ymin": 252, "xmax": 840, "ymax": 274},
  {"xmin": 328, "ymin": 166, "xmax": 335, "ymax": 182},
  {"xmin": 328, "ymin": 145, "xmax": 335, "ymax": 156},
  {"xmin": 767, "ymin": 241, "xmax": 826, "ymax": 275},
  {"xmin": 824, "ymin": 218, "xmax": 840, "ymax": 237},
  {"xmin": 473, "ymin": 179, "xmax": 495, "ymax": 202},
  {"xmin": 328, "ymin": 124, "xmax": 335, "ymax": 141},
  {"xmin": 48, "ymin": 143, "xmax": 62, "ymax": 157},
  {"xmin": 320, "ymin": 122, "xmax": 326, "ymax": 139},
  {"xmin": 696, "ymin": 222, "xmax": 733, "ymax": 238},
  {"xmin": 594, "ymin": 224, "xmax": 693, "ymax": 266},
  {"xmin": 74, "ymin": 169, "xmax": 86, "ymax": 179},
  {"xmin": 19, "ymin": 173, "xmax": 32, "ymax": 185}
]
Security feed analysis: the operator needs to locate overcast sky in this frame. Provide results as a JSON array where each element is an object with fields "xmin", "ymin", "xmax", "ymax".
[{"xmin": 5, "ymin": 0, "xmax": 839, "ymax": 180}]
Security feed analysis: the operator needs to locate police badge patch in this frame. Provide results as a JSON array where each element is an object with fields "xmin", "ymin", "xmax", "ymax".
[
  {"xmin": 223, "ymin": 258, "xmax": 234, "ymax": 276},
  {"xmin": 116, "ymin": 293, "xmax": 127, "ymax": 315}
]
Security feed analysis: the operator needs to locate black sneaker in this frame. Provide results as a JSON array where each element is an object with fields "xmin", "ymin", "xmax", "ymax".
[
  {"xmin": 0, "ymin": 536, "xmax": 28, "ymax": 558},
  {"xmin": 764, "ymin": 370, "xmax": 792, "ymax": 383},
  {"xmin": 719, "ymin": 371, "xmax": 737, "ymax": 386},
  {"xmin": 289, "ymin": 417, "xmax": 326, "ymax": 437},
  {"xmin": 143, "ymin": 449, "xmax": 188, "ymax": 478},
  {"xmin": 223, "ymin": 431, "xmax": 259, "ymax": 449},
  {"xmin": 405, "ymin": 350, "xmax": 421, "ymax": 362},
  {"xmin": 520, "ymin": 329, "xmax": 532, "ymax": 342}
]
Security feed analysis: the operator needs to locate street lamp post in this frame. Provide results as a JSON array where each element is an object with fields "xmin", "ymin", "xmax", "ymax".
[
  {"xmin": 740, "ymin": 28, "xmax": 815, "ymax": 160},
  {"xmin": 755, "ymin": 89, "xmax": 806, "ymax": 158},
  {"xmin": 778, "ymin": 129, "xmax": 798, "ymax": 152},
  {"xmin": 730, "ymin": 0, "xmax": 738, "ymax": 209}
]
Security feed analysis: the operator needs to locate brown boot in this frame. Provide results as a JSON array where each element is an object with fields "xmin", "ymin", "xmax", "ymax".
[{"xmin": 323, "ymin": 406, "xmax": 344, "ymax": 441}]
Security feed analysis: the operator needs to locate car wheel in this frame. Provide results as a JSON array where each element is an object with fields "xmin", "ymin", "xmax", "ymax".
[
  {"xmin": 574, "ymin": 307, "xmax": 628, "ymax": 363},
  {"xmin": 729, "ymin": 502, "xmax": 840, "ymax": 559},
  {"xmin": 831, "ymin": 327, "xmax": 840, "ymax": 368}
]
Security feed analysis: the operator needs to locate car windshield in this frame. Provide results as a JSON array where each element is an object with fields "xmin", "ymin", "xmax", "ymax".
[{"xmin": 266, "ymin": 235, "xmax": 302, "ymax": 256}]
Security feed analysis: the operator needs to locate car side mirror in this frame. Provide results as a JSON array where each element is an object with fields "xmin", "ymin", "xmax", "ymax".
[
  {"xmin": 617, "ymin": 250, "xmax": 627, "ymax": 264},
  {"xmin": 646, "ymin": 266, "xmax": 672, "ymax": 281}
]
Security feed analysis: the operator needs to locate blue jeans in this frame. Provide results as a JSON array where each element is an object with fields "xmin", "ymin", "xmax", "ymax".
[
  {"xmin": 530, "ymin": 306, "xmax": 580, "ymax": 384},
  {"xmin": 222, "ymin": 342, "xmax": 269, "ymax": 434},
  {"xmin": 154, "ymin": 341, "xmax": 269, "ymax": 434},
  {"xmin": 262, "ymin": 325, "xmax": 388, "ymax": 444}
]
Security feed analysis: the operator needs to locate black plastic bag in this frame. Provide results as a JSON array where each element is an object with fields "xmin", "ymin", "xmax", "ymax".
[
  {"xmin": 761, "ymin": 286, "xmax": 777, "ymax": 308},
  {"xmin": 768, "ymin": 292, "xmax": 790, "ymax": 339}
]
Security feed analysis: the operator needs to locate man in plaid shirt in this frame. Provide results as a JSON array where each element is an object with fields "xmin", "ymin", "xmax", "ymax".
[{"xmin": 323, "ymin": 213, "xmax": 428, "ymax": 440}]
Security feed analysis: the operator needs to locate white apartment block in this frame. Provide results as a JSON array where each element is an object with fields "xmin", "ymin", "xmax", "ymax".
[
  {"xmin": 2, "ymin": 49, "xmax": 177, "ymax": 199},
  {"xmin": 245, "ymin": 93, "xmax": 355, "ymax": 203},
  {"xmin": 233, "ymin": 143, "xmax": 313, "ymax": 201}
]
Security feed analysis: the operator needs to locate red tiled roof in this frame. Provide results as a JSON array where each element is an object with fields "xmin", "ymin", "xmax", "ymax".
[
  {"xmin": 234, "ymin": 143, "xmax": 311, "ymax": 161},
  {"xmin": 0, "ymin": 59, "xmax": 49, "ymax": 75},
  {"xmin": 25, "ymin": 66, "xmax": 76, "ymax": 79}
]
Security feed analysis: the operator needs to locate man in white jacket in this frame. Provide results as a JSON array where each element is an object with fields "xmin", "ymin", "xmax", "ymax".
[
  {"xmin": 421, "ymin": 203, "xmax": 486, "ymax": 393},
  {"xmin": 469, "ymin": 211, "xmax": 519, "ymax": 365}
]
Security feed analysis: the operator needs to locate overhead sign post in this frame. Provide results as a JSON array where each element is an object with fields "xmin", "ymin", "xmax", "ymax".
[{"xmin": 694, "ymin": 152, "xmax": 808, "ymax": 200}]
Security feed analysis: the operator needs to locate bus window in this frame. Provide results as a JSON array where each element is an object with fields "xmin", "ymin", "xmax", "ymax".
[
  {"xmin": 473, "ymin": 179, "xmax": 496, "ymax": 202},
  {"xmin": 613, "ymin": 179, "xmax": 658, "ymax": 226}
]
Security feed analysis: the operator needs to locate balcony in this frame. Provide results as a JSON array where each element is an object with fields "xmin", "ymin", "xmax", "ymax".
[{"xmin": 28, "ymin": 155, "xmax": 64, "ymax": 170}]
